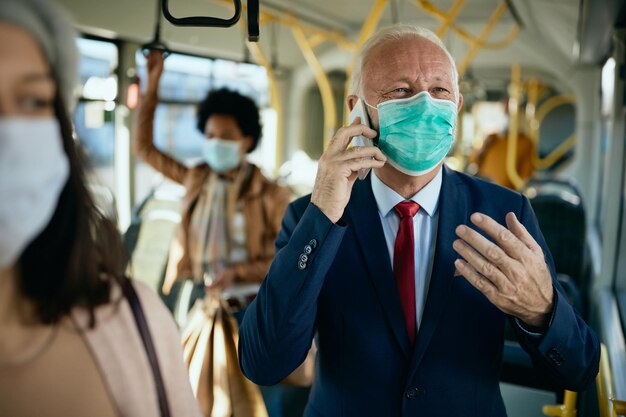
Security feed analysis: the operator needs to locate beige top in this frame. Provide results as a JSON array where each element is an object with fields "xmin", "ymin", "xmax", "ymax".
[{"xmin": 0, "ymin": 280, "xmax": 202, "ymax": 417}]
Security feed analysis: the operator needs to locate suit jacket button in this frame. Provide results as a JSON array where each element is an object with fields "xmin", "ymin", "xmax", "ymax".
[
  {"xmin": 405, "ymin": 387, "xmax": 420, "ymax": 399},
  {"xmin": 308, "ymin": 239, "xmax": 318, "ymax": 249},
  {"xmin": 548, "ymin": 348, "xmax": 563, "ymax": 366},
  {"xmin": 304, "ymin": 244, "xmax": 313, "ymax": 255},
  {"xmin": 299, "ymin": 254, "xmax": 309, "ymax": 263},
  {"xmin": 298, "ymin": 261, "xmax": 307, "ymax": 270}
]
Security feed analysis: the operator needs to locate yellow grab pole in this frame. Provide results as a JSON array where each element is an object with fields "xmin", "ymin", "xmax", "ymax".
[
  {"xmin": 542, "ymin": 391, "xmax": 578, "ymax": 417},
  {"xmin": 352, "ymin": 0, "xmax": 389, "ymax": 58},
  {"xmin": 594, "ymin": 343, "xmax": 626, "ymax": 417},
  {"xmin": 458, "ymin": 1, "xmax": 509, "ymax": 75},
  {"xmin": 414, "ymin": 0, "xmax": 519, "ymax": 50},
  {"xmin": 292, "ymin": 22, "xmax": 337, "ymax": 149},
  {"xmin": 598, "ymin": 344, "xmax": 610, "ymax": 417},
  {"xmin": 526, "ymin": 78, "xmax": 540, "ymax": 143},
  {"xmin": 506, "ymin": 64, "xmax": 525, "ymax": 190},
  {"xmin": 436, "ymin": 0, "xmax": 466, "ymax": 37},
  {"xmin": 245, "ymin": 41, "xmax": 284, "ymax": 174},
  {"xmin": 344, "ymin": 0, "xmax": 389, "ymax": 123}
]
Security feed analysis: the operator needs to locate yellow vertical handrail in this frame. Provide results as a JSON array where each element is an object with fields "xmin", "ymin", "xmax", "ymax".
[
  {"xmin": 596, "ymin": 343, "xmax": 626, "ymax": 417},
  {"xmin": 598, "ymin": 344, "xmax": 611, "ymax": 417},
  {"xmin": 505, "ymin": 64, "xmax": 525, "ymax": 190},
  {"xmin": 526, "ymin": 78, "xmax": 540, "ymax": 134},
  {"xmin": 245, "ymin": 41, "xmax": 284, "ymax": 175},
  {"xmin": 457, "ymin": 1, "xmax": 509, "ymax": 75},
  {"xmin": 291, "ymin": 22, "xmax": 337, "ymax": 150},
  {"xmin": 436, "ymin": 0, "xmax": 466, "ymax": 37},
  {"xmin": 344, "ymin": 0, "xmax": 389, "ymax": 123}
]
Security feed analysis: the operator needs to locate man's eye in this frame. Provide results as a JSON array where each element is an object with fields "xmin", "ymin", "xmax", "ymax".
[{"xmin": 432, "ymin": 87, "xmax": 450, "ymax": 94}]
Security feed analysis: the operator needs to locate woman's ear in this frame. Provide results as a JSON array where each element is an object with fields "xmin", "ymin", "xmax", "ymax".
[{"xmin": 242, "ymin": 136, "xmax": 255, "ymax": 153}]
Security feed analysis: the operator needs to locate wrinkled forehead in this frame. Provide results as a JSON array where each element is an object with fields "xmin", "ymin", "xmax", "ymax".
[{"xmin": 362, "ymin": 36, "xmax": 455, "ymax": 83}]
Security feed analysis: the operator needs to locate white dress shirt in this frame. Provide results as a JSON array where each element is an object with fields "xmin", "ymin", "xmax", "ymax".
[{"xmin": 371, "ymin": 168, "xmax": 442, "ymax": 330}]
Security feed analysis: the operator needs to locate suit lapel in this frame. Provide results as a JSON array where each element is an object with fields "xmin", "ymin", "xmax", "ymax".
[
  {"xmin": 408, "ymin": 166, "xmax": 468, "ymax": 375},
  {"xmin": 346, "ymin": 177, "xmax": 411, "ymax": 358}
]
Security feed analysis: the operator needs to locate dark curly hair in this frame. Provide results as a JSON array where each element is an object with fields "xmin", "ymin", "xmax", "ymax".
[{"xmin": 196, "ymin": 88, "xmax": 262, "ymax": 153}]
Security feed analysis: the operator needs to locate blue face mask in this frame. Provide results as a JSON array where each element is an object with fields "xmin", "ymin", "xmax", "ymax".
[
  {"xmin": 202, "ymin": 138, "xmax": 242, "ymax": 173},
  {"xmin": 368, "ymin": 91, "xmax": 457, "ymax": 176}
]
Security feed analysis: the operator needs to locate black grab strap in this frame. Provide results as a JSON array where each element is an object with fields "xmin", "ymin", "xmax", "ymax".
[{"xmin": 122, "ymin": 278, "xmax": 171, "ymax": 417}]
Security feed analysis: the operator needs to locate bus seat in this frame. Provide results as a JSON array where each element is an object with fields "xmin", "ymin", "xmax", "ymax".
[
  {"xmin": 471, "ymin": 132, "xmax": 536, "ymax": 190},
  {"xmin": 123, "ymin": 185, "xmax": 183, "ymax": 295},
  {"xmin": 556, "ymin": 274, "xmax": 582, "ymax": 314},
  {"xmin": 526, "ymin": 179, "xmax": 589, "ymax": 317}
]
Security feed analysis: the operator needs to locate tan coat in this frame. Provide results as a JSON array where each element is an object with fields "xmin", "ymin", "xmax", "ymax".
[{"xmin": 133, "ymin": 92, "xmax": 292, "ymax": 294}]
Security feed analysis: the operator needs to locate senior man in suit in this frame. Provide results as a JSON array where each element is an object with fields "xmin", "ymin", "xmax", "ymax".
[{"xmin": 238, "ymin": 24, "xmax": 599, "ymax": 417}]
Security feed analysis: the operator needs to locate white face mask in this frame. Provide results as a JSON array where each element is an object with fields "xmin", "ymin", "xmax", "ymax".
[
  {"xmin": 202, "ymin": 138, "xmax": 242, "ymax": 173},
  {"xmin": 0, "ymin": 118, "xmax": 70, "ymax": 268}
]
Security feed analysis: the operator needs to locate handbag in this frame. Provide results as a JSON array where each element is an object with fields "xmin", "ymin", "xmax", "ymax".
[
  {"xmin": 182, "ymin": 293, "xmax": 268, "ymax": 417},
  {"xmin": 122, "ymin": 278, "xmax": 171, "ymax": 417}
]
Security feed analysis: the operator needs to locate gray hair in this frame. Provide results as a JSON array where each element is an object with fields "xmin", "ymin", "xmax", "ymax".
[
  {"xmin": 350, "ymin": 24, "xmax": 459, "ymax": 101},
  {"xmin": 0, "ymin": 0, "xmax": 79, "ymax": 108}
]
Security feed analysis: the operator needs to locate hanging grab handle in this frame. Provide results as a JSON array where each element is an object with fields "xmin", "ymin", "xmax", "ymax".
[{"xmin": 161, "ymin": 0, "xmax": 260, "ymax": 41}]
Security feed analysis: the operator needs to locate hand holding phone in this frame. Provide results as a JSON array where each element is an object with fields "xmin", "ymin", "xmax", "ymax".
[{"xmin": 348, "ymin": 99, "xmax": 377, "ymax": 180}]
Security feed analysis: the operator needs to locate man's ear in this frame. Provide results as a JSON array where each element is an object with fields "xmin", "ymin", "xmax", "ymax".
[
  {"xmin": 457, "ymin": 93, "xmax": 464, "ymax": 112},
  {"xmin": 347, "ymin": 95, "xmax": 359, "ymax": 112}
]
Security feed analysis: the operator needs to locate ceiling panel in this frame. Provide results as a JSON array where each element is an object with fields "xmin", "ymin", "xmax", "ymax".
[{"xmin": 56, "ymin": 0, "xmax": 581, "ymax": 87}]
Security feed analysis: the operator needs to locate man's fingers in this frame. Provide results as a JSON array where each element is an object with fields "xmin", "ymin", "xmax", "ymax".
[
  {"xmin": 328, "ymin": 123, "xmax": 377, "ymax": 154},
  {"xmin": 454, "ymin": 259, "xmax": 499, "ymax": 299},
  {"xmin": 455, "ymin": 223, "xmax": 518, "ymax": 276},
  {"xmin": 505, "ymin": 212, "xmax": 542, "ymax": 253},
  {"xmin": 469, "ymin": 213, "xmax": 532, "ymax": 262},
  {"xmin": 345, "ymin": 155, "xmax": 386, "ymax": 173},
  {"xmin": 337, "ymin": 145, "xmax": 386, "ymax": 163},
  {"xmin": 452, "ymin": 239, "xmax": 509, "ymax": 291}
]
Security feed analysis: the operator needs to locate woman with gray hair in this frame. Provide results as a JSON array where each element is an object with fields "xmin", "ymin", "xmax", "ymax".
[{"xmin": 0, "ymin": 0, "xmax": 202, "ymax": 416}]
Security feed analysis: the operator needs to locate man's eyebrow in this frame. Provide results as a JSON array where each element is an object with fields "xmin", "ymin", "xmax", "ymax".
[{"xmin": 431, "ymin": 74, "xmax": 454, "ymax": 83}]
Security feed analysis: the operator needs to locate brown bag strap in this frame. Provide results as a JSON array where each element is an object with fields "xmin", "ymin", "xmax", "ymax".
[{"xmin": 122, "ymin": 278, "xmax": 171, "ymax": 417}]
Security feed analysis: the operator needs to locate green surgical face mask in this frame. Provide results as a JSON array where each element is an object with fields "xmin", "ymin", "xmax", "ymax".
[
  {"xmin": 367, "ymin": 91, "xmax": 457, "ymax": 176},
  {"xmin": 202, "ymin": 138, "xmax": 242, "ymax": 173}
]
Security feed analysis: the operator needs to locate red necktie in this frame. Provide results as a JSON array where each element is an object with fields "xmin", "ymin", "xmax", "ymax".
[{"xmin": 394, "ymin": 201, "xmax": 419, "ymax": 346}]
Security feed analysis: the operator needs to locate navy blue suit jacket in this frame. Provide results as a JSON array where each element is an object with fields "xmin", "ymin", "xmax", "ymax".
[{"xmin": 239, "ymin": 166, "xmax": 599, "ymax": 417}]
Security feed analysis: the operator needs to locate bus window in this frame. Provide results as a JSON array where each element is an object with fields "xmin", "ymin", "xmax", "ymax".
[
  {"xmin": 133, "ymin": 52, "xmax": 273, "ymax": 204},
  {"xmin": 74, "ymin": 37, "xmax": 119, "ymax": 194}
]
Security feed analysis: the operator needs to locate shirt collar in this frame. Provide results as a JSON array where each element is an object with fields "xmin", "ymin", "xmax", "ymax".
[{"xmin": 371, "ymin": 167, "xmax": 443, "ymax": 218}]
